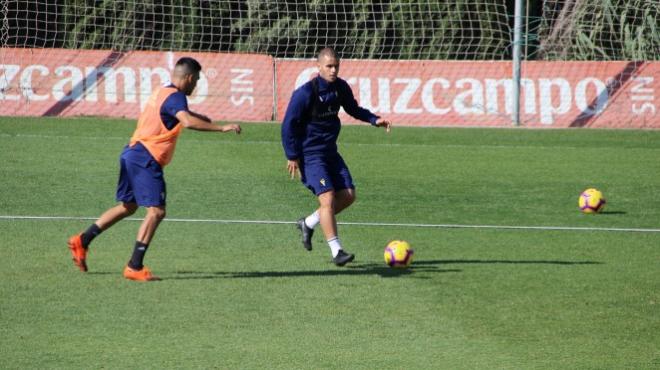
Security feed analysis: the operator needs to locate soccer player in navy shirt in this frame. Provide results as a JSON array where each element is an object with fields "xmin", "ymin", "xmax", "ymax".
[{"xmin": 281, "ymin": 47, "xmax": 392, "ymax": 266}]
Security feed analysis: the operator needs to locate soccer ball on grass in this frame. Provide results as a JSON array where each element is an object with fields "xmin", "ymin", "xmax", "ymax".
[
  {"xmin": 578, "ymin": 188, "xmax": 606, "ymax": 213},
  {"xmin": 384, "ymin": 240, "xmax": 414, "ymax": 268}
]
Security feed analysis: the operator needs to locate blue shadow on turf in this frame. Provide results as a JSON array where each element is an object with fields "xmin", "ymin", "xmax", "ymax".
[
  {"xmin": 166, "ymin": 261, "xmax": 460, "ymax": 280},
  {"xmin": 418, "ymin": 259, "xmax": 603, "ymax": 266},
  {"xmin": 83, "ymin": 259, "xmax": 601, "ymax": 280}
]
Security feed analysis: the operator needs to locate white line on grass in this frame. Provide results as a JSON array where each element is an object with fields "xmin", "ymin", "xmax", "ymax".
[
  {"xmin": 8, "ymin": 133, "xmax": 650, "ymax": 151},
  {"xmin": 1, "ymin": 215, "xmax": 659, "ymax": 233},
  {"xmin": 0, "ymin": 135, "xmax": 572, "ymax": 150}
]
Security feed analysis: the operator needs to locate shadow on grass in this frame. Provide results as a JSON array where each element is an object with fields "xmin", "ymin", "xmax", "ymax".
[
  {"xmin": 164, "ymin": 258, "xmax": 601, "ymax": 280},
  {"xmin": 418, "ymin": 259, "xmax": 603, "ymax": 266},
  {"xmin": 167, "ymin": 261, "xmax": 460, "ymax": 280}
]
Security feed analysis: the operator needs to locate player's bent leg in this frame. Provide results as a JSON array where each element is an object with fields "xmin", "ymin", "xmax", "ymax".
[
  {"xmin": 136, "ymin": 206, "xmax": 166, "ymax": 245},
  {"xmin": 68, "ymin": 202, "xmax": 138, "ymax": 273},
  {"xmin": 96, "ymin": 202, "xmax": 138, "ymax": 229},
  {"xmin": 333, "ymin": 188, "xmax": 355, "ymax": 215},
  {"xmin": 318, "ymin": 191, "xmax": 355, "ymax": 266},
  {"xmin": 124, "ymin": 206, "xmax": 165, "ymax": 281},
  {"xmin": 317, "ymin": 191, "xmax": 337, "ymax": 240}
]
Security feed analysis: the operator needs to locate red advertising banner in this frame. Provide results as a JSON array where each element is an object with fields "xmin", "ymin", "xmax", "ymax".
[
  {"xmin": 0, "ymin": 48, "xmax": 274, "ymax": 121},
  {"xmin": 276, "ymin": 59, "xmax": 659, "ymax": 128},
  {"xmin": 1, "ymin": 48, "xmax": 658, "ymax": 129}
]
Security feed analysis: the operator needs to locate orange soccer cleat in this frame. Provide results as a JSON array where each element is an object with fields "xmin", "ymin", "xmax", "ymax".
[
  {"xmin": 123, "ymin": 265, "xmax": 160, "ymax": 282},
  {"xmin": 67, "ymin": 233, "xmax": 88, "ymax": 272}
]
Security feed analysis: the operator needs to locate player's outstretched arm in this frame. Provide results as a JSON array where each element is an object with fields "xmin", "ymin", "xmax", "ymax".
[
  {"xmin": 176, "ymin": 111, "xmax": 241, "ymax": 134},
  {"xmin": 188, "ymin": 110, "xmax": 212, "ymax": 123},
  {"xmin": 374, "ymin": 118, "xmax": 392, "ymax": 133},
  {"xmin": 339, "ymin": 80, "xmax": 391, "ymax": 133}
]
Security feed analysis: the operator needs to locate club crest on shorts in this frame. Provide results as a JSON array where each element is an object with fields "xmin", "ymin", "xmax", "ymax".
[{"xmin": 320, "ymin": 178, "xmax": 326, "ymax": 186}]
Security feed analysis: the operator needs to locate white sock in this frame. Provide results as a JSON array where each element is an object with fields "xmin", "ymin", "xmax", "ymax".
[
  {"xmin": 327, "ymin": 237, "xmax": 343, "ymax": 258},
  {"xmin": 304, "ymin": 210, "xmax": 320, "ymax": 229}
]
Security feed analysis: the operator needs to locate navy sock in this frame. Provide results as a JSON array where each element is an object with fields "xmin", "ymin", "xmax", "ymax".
[
  {"xmin": 128, "ymin": 241, "xmax": 149, "ymax": 270},
  {"xmin": 81, "ymin": 224, "xmax": 102, "ymax": 248}
]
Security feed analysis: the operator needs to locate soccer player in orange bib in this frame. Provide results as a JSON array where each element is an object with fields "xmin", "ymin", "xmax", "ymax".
[{"xmin": 67, "ymin": 57, "xmax": 241, "ymax": 281}]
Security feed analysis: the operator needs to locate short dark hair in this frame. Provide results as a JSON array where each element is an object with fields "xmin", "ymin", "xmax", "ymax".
[
  {"xmin": 317, "ymin": 47, "xmax": 339, "ymax": 61},
  {"xmin": 175, "ymin": 57, "xmax": 202, "ymax": 74}
]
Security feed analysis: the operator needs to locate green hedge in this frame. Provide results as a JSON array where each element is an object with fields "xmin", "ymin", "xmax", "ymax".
[{"xmin": 5, "ymin": 0, "xmax": 658, "ymax": 60}]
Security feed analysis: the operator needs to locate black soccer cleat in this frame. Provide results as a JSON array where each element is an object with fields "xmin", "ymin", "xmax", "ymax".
[
  {"xmin": 296, "ymin": 218, "xmax": 314, "ymax": 251},
  {"xmin": 333, "ymin": 250, "xmax": 355, "ymax": 266}
]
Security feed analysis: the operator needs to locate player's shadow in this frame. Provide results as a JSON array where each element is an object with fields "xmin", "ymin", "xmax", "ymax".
[
  {"xmin": 417, "ymin": 259, "xmax": 603, "ymax": 266},
  {"xmin": 166, "ymin": 258, "xmax": 601, "ymax": 280},
  {"xmin": 168, "ymin": 260, "xmax": 460, "ymax": 280}
]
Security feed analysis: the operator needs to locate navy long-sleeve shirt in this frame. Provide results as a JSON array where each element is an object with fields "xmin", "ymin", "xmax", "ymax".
[{"xmin": 281, "ymin": 76, "xmax": 379, "ymax": 160}]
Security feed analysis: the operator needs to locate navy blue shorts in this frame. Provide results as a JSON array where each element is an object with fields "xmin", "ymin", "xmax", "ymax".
[
  {"xmin": 300, "ymin": 153, "xmax": 354, "ymax": 196},
  {"xmin": 116, "ymin": 143, "xmax": 166, "ymax": 207}
]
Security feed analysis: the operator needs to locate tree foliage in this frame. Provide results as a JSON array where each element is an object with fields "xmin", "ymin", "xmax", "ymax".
[
  {"xmin": 4, "ymin": 0, "xmax": 658, "ymax": 60},
  {"xmin": 537, "ymin": 0, "xmax": 659, "ymax": 61}
]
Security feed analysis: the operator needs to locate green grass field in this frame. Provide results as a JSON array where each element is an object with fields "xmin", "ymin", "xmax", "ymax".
[{"xmin": 1, "ymin": 117, "xmax": 659, "ymax": 369}]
